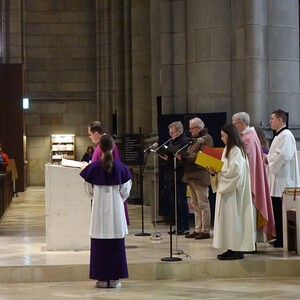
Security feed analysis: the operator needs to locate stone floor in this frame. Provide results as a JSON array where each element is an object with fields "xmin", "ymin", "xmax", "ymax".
[
  {"xmin": 1, "ymin": 277, "xmax": 300, "ymax": 299},
  {"xmin": 0, "ymin": 187, "xmax": 300, "ymax": 299}
]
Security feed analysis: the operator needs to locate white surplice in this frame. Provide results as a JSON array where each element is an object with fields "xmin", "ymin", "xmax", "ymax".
[
  {"xmin": 267, "ymin": 129, "xmax": 300, "ymax": 197},
  {"xmin": 85, "ymin": 180, "xmax": 132, "ymax": 239},
  {"xmin": 211, "ymin": 146, "xmax": 256, "ymax": 251}
]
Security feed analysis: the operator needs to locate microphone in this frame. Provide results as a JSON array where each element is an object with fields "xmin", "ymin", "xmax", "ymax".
[
  {"xmin": 189, "ymin": 137, "xmax": 205, "ymax": 143},
  {"xmin": 175, "ymin": 141, "xmax": 193, "ymax": 155},
  {"xmin": 144, "ymin": 142, "xmax": 159, "ymax": 153},
  {"xmin": 154, "ymin": 138, "xmax": 172, "ymax": 153}
]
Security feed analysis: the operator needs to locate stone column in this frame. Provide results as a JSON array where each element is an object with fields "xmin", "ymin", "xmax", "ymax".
[
  {"xmin": 160, "ymin": 0, "xmax": 174, "ymax": 114},
  {"xmin": 121, "ymin": 0, "xmax": 133, "ymax": 133},
  {"xmin": 160, "ymin": 0, "xmax": 187, "ymax": 114},
  {"xmin": 268, "ymin": 0, "xmax": 299, "ymax": 128},
  {"xmin": 1, "ymin": 0, "xmax": 23, "ymax": 63},
  {"xmin": 96, "ymin": 0, "xmax": 149, "ymax": 135},
  {"xmin": 131, "ymin": 0, "xmax": 151, "ymax": 134},
  {"xmin": 231, "ymin": 0, "xmax": 266, "ymax": 124},
  {"xmin": 186, "ymin": 0, "xmax": 232, "ymax": 115},
  {"xmin": 96, "ymin": 0, "xmax": 130, "ymax": 134},
  {"xmin": 96, "ymin": 0, "xmax": 114, "ymax": 132},
  {"xmin": 232, "ymin": 0, "xmax": 299, "ymax": 128},
  {"xmin": 150, "ymin": 0, "xmax": 161, "ymax": 134},
  {"xmin": 243, "ymin": 0, "xmax": 268, "ymax": 125}
]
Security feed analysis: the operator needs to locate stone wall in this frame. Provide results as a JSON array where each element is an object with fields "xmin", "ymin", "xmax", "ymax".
[
  {"xmin": 25, "ymin": 100, "xmax": 95, "ymax": 186},
  {"xmin": 150, "ymin": 0, "xmax": 300, "ymax": 128},
  {"xmin": 2, "ymin": 0, "xmax": 300, "ymax": 189},
  {"xmin": 24, "ymin": 0, "xmax": 97, "ymax": 185}
]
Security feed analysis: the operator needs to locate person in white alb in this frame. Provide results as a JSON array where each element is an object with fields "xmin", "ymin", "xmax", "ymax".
[
  {"xmin": 265, "ymin": 109, "xmax": 300, "ymax": 248},
  {"xmin": 208, "ymin": 124, "xmax": 255, "ymax": 260}
]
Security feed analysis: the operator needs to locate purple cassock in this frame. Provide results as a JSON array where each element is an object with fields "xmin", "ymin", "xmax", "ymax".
[
  {"xmin": 80, "ymin": 160, "xmax": 132, "ymax": 281},
  {"xmin": 80, "ymin": 160, "xmax": 131, "ymax": 185}
]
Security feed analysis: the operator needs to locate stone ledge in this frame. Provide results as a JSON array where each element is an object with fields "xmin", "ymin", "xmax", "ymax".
[{"xmin": 1, "ymin": 259, "xmax": 300, "ymax": 283}]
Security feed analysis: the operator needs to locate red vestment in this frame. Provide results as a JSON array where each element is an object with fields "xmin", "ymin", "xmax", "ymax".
[{"xmin": 241, "ymin": 128, "xmax": 276, "ymax": 236}]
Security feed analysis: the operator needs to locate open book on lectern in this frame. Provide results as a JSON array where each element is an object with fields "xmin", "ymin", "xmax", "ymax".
[
  {"xmin": 61, "ymin": 158, "xmax": 83, "ymax": 168},
  {"xmin": 155, "ymin": 144, "xmax": 171, "ymax": 156},
  {"xmin": 155, "ymin": 143, "xmax": 189, "ymax": 158},
  {"xmin": 195, "ymin": 146, "xmax": 224, "ymax": 172}
]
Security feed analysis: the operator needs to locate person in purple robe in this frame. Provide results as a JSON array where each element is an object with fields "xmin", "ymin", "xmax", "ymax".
[
  {"xmin": 87, "ymin": 121, "xmax": 130, "ymax": 225},
  {"xmin": 88, "ymin": 121, "xmax": 120, "ymax": 162},
  {"xmin": 80, "ymin": 134, "xmax": 132, "ymax": 288}
]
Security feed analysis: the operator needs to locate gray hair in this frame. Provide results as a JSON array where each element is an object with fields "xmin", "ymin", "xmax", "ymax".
[
  {"xmin": 189, "ymin": 117, "xmax": 204, "ymax": 129},
  {"xmin": 232, "ymin": 112, "xmax": 250, "ymax": 126},
  {"xmin": 169, "ymin": 121, "xmax": 183, "ymax": 133}
]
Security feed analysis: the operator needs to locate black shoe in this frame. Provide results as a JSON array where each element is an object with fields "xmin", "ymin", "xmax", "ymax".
[
  {"xmin": 218, "ymin": 251, "xmax": 244, "ymax": 260},
  {"xmin": 194, "ymin": 232, "xmax": 210, "ymax": 239},
  {"xmin": 217, "ymin": 249, "xmax": 233, "ymax": 259},
  {"xmin": 273, "ymin": 242, "xmax": 283, "ymax": 248},
  {"xmin": 185, "ymin": 231, "xmax": 199, "ymax": 238},
  {"xmin": 268, "ymin": 238, "xmax": 276, "ymax": 245},
  {"xmin": 177, "ymin": 229, "xmax": 190, "ymax": 236},
  {"xmin": 168, "ymin": 229, "xmax": 189, "ymax": 235},
  {"xmin": 232, "ymin": 251, "xmax": 244, "ymax": 260}
]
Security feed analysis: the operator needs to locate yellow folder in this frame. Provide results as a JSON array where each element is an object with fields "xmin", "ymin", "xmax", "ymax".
[{"xmin": 195, "ymin": 152, "xmax": 224, "ymax": 172}]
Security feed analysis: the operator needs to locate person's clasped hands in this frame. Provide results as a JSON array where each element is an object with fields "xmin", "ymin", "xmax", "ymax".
[{"xmin": 206, "ymin": 167, "xmax": 216, "ymax": 176}]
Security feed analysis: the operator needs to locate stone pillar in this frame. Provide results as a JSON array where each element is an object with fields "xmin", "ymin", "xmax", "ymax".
[
  {"xmin": 150, "ymin": 0, "xmax": 161, "ymax": 134},
  {"xmin": 160, "ymin": 0, "xmax": 174, "ymax": 114},
  {"xmin": 244, "ymin": 0, "xmax": 268, "ymax": 125},
  {"xmin": 228, "ymin": 0, "xmax": 268, "ymax": 125},
  {"xmin": 1, "ymin": 0, "xmax": 23, "ymax": 63},
  {"xmin": 96, "ymin": 0, "xmax": 114, "ymax": 132},
  {"xmin": 131, "ymin": 0, "xmax": 151, "ymax": 134},
  {"xmin": 160, "ymin": 0, "xmax": 187, "ymax": 114},
  {"xmin": 186, "ymin": 0, "xmax": 232, "ymax": 115},
  {"xmin": 232, "ymin": 0, "xmax": 299, "ymax": 128},
  {"xmin": 268, "ymin": 0, "xmax": 299, "ymax": 128},
  {"xmin": 121, "ymin": 0, "xmax": 133, "ymax": 133},
  {"xmin": 96, "ymin": 0, "xmax": 149, "ymax": 135}
]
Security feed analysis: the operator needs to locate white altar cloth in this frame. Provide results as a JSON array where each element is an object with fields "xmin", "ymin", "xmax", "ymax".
[{"xmin": 45, "ymin": 164, "xmax": 90, "ymax": 251}]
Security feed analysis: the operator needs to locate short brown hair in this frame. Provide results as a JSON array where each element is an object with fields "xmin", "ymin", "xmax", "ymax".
[{"xmin": 272, "ymin": 109, "xmax": 287, "ymax": 124}]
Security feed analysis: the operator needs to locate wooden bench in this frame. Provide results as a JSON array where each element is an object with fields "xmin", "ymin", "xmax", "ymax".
[{"xmin": 282, "ymin": 188, "xmax": 300, "ymax": 254}]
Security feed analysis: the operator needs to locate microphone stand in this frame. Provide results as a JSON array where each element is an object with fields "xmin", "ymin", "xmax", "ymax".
[
  {"xmin": 150, "ymin": 149, "xmax": 162, "ymax": 241},
  {"xmin": 135, "ymin": 147, "xmax": 151, "ymax": 237},
  {"xmin": 150, "ymin": 138, "xmax": 171, "ymax": 241},
  {"xmin": 173, "ymin": 142, "xmax": 192, "ymax": 256},
  {"xmin": 161, "ymin": 138, "xmax": 182, "ymax": 262}
]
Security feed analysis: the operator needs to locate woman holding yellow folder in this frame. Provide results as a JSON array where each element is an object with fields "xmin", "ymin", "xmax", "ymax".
[{"xmin": 207, "ymin": 124, "xmax": 255, "ymax": 260}]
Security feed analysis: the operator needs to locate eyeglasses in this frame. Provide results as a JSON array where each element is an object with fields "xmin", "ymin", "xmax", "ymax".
[
  {"xmin": 189, "ymin": 126, "xmax": 199, "ymax": 131},
  {"xmin": 169, "ymin": 130, "xmax": 177, "ymax": 134},
  {"xmin": 232, "ymin": 122, "xmax": 241, "ymax": 126}
]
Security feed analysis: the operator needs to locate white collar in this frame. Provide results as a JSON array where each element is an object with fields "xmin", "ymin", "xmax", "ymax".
[{"xmin": 241, "ymin": 126, "xmax": 254, "ymax": 135}]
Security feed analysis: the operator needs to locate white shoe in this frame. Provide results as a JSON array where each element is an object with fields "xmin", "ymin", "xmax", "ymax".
[
  {"xmin": 96, "ymin": 280, "xmax": 108, "ymax": 288},
  {"xmin": 109, "ymin": 280, "xmax": 121, "ymax": 288}
]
